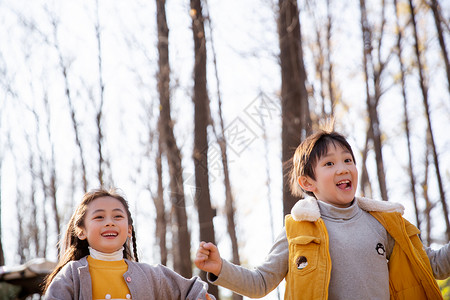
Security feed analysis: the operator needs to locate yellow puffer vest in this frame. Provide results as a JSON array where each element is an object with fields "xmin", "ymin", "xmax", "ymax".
[
  {"xmin": 285, "ymin": 215, "xmax": 331, "ymax": 299},
  {"xmin": 284, "ymin": 198, "xmax": 443, "ymax": 300}
]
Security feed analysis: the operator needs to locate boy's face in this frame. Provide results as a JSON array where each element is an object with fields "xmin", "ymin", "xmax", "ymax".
[
  {"xmin": 77, "ymin": 196, "xmax": 132, "ymax": 253},
  {"xmin": 298, "ymin": 144, "xmax": 358, "ymax": 208}
]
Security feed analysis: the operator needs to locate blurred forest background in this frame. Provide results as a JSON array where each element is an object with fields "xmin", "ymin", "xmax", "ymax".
[{"xmin": 0, "ymin": 0, "xmax": 449, "ymax": 299}]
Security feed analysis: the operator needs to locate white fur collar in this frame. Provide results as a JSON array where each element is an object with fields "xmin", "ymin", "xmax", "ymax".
[{"xmin": 291, "ymin": 196, "xmax": 404, "ymax": 222}]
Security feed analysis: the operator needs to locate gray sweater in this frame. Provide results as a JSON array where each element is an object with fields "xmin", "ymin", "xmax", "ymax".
[
  {"xmin": 209, "ymin": 198, "xmax": 450, "ymax": 299},
  {"xmin": 44, "ymin": 256, "xmax": 214, "ymax": 300}
]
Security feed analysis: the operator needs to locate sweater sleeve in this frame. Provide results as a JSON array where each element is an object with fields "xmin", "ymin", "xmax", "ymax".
[
  {"xmin": 426, "ymin": 242, "xmax": 450, "ymax": 280},
  {"xmin": 136, "ymin": 263, "xmax": 215, "ymax": 300},
  {"xmin": 207, "ymin": 229, "xmax": 289, "ymax": 298},
  {"xmin": 43, "ymin": 263, "xmax": 77, "ymax": 300}
]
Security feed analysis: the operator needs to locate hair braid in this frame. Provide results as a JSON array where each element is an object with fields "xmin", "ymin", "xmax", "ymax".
[
  {"xmin": 131, "ymin": 227, "xmax": 139, "ymax": 262},
  {"xmin": 44, "ymin": 188, "xmax": 138, "ymax": 292}
]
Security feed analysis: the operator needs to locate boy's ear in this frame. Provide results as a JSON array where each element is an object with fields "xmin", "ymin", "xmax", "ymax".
[{"xmin": 298, "ymin": 176, "xmax": 316, "ymax": 192}]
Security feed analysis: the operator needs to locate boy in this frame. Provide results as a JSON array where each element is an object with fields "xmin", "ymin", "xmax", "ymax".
[{"xmin": 195, "ymin": 129, "xmax": 450, "ymax": 299}]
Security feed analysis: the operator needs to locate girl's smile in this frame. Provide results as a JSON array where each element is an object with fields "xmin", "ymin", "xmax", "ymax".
[
  {"xmin": 77, "ymin": 196, "xmax": 132, "ymax": 253},
  {"xmin": 101, "ymin": 230, "xmax": 119, "ymax": 238}
]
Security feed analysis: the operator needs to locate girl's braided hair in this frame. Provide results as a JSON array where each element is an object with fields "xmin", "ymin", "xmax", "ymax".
[{"xmin": 43, "ymin": 188, "xmax": 138, "ymax": 293}]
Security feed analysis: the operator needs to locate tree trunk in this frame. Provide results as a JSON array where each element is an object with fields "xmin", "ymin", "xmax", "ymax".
[
  {"xmin": 428, "ymin": 0, "xmax": 450, "ymax": 94},
  {"xmin": 408, "ymin": 0, "xmax": 450, "ymax": 240},
  {"xmin": 154, "ymin": 134, "xmax": 167, "ymax": 266},
  {"xmin": 360, "ymin": 132, "xmax": 373, "ymax": 198},
  {"xmin": 278, "ymin": 0, "xmax": 311, "ymax": 216},
  {"xmin": 156, "ymin": 0, "xmax": 192, "ymax": 277},
  {"xmin": 325, "ymin": 0, "xmax": 335, "ymax": 117},
  {"xmin": 190, "ymin": 0, "xmax": 218, "ymax": 297},
  {"xmin": 51, "ymin": 17, "xmax": 88, "ymax": 192},
  {"xmin": 94, "ymin": 0, "xmax": 106, "ymax": 188},
  {"xmin": 26, "ymin": 143, "xmax": 40, "ymax": 257},
  {"xmin": 393, "ymin": 0, "xmax": 421, "ymax": 230},
  {"xmin": 16, "ymin": 190, "xmax": 26, "ymax": 263},
  {"xmin": 310, "ymin": 6, "xmax": 326, "ymax": 118},
  {"xmin": 41, "ymin": 92, "xmax": 60, "ymax": 251},
  {"xmin": 203, "ymin": 2, "xmax": 240, "ymax": 297},
  {"xmin": 359, "ymin": 0, "xmax": 388, "ymax": 201},
  {"xmin": 308, "ymin": 0, "xmax": 335, "ymax": 119},
  {"xmin": 422, "ymin": 139, "xmax": 432, "ymax": 246},
  {"xmin": 0, "ymin": 158, "xmax": 4, "ymax": 265}
]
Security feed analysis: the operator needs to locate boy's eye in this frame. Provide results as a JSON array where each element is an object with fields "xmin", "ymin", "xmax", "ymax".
[
  {"xmin": 115, "ymin": 215, "xmax": 124, "ymax": 219},
  {"xmin": 94, "ymin": 216, "xmax": 104, "ymax": 220}
]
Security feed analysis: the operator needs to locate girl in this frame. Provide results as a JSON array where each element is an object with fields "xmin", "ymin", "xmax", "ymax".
[{"xmin": 44, "ymin": 188, "xmax": 214, "ymax": 300}]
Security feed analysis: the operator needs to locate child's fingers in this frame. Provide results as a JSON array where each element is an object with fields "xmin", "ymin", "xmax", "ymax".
[
  {"xmin": 197, "ymin": 245, "xmax": 211, "ymax": 257},
  {"xmin": 195, "ymin": 252, "xmax": 209, "ymax": 261},
  {"xmin": 201, "ymin": 242, "xmax": 217, "ymax": 254},
  {"xmin": 202, "ymin": 242, "xmax": 215, "ymax": 250},
  {"xmin": 195, "ymin": 246, "xmax": 211, "ymax": 267}
]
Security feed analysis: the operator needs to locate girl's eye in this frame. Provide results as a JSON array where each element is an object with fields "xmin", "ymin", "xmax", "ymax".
[
  {"xmin": 94, "ymin": 216, "xmax": 103, "ymax": 220},
  {"xmin": 115, "ymin": 215, "xmax": 125, "ymax": 219},
  {"xmin": 324, "ymin": 162, "xmax": 334, "ymax": 166},
  {"xmin": 345, "ymin": 158, "xmax": 353, "ymax": 163}
]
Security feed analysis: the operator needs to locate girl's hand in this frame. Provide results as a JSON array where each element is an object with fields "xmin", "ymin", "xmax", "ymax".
[{"xmin": 194, "ymin": 241, "xmax": 222, "ymax": 276}]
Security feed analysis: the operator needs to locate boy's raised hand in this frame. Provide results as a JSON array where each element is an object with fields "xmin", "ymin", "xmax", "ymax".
[{"xmin": 195, "ymin": 241, "xmax": 222, "ymax": 276}]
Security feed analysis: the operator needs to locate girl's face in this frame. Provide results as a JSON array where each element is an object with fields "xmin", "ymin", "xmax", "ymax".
[
  {"xmin": 77, "ymin": 196, "xmax": 132, "ymax": 253},
  {"xmin": 299, "ymin": 144, "xmax": 358, "ymax": 208}
]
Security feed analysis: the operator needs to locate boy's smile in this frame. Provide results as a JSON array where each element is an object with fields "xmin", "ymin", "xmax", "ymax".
[
  {"xmin": 298, "ymin": 144, "xmax": 358, "ymax": 208},
  {"xmin": 336, "ymin": 179, "xmax": 352, "ymax": 190}
]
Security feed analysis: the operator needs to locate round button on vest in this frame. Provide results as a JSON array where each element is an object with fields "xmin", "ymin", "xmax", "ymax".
[{"xmin": 126, "ymin": 276, "xmax": 132, "ymax": 282}]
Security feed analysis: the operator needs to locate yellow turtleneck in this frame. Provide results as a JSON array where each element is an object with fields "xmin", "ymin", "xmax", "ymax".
[{"xmin": 87, "ymin": 256, "xmax": 131, "ymax": 299}]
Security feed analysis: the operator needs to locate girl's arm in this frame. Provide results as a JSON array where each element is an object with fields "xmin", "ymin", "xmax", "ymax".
[
  {"xmin": 148, "ymin": 264, "xmax": 215, "ymax": 300},
  {"xmin": 43, "ymin": 263, "xmax": 77, "ymax": 300},
  {"xmin": 426, "ymin": 242, "xmax": 450, "ymax": 279},
  {"xmin": 195, "ymin": 230, "xmax": 289, "ymax": 298}
]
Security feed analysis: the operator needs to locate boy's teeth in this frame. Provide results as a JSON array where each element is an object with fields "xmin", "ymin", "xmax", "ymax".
[{"xmin": 337, "ymin": 180, "xmax": 351, "ymax": 189}]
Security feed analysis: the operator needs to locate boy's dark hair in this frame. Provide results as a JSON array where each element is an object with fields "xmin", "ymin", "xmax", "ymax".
[
  {"xmin": 43, "ymin": 188, "xmax": 138, "ymax": 293},
  {"xmin": 289, "ymin": 130, "xmax": 356, "ymax": 197}
]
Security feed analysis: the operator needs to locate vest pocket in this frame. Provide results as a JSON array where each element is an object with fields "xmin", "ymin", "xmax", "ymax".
[{"xmin": 289, "ymin": 236, "xmax": 321, "ymax": 275}]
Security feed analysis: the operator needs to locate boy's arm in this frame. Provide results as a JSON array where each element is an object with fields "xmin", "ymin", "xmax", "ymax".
[
  {"xmin": 195, "ymin": 230, "xmax": 289, "ymax": 298},
  {"xmin": 426, "ymin": 242, "xmax": 450, "ymax": 279}
]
